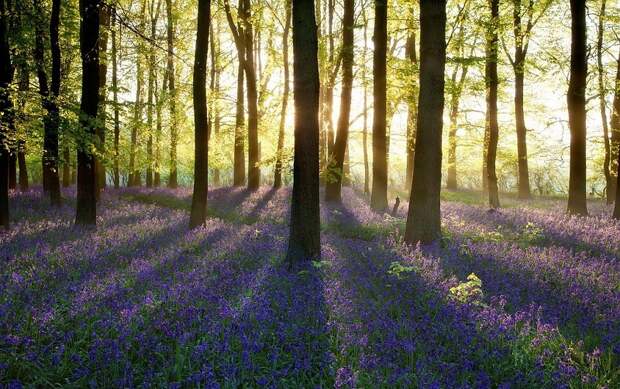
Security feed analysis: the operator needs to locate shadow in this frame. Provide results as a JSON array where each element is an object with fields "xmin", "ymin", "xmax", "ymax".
[{"xmin": 246, "ymin": 188, "xmax": 278, "ymax": 221}]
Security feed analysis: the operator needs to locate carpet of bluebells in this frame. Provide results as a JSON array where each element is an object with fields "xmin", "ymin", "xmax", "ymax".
[{"xmin": 1, "ymin": 186, "xmax": 618, "ymax": 388}]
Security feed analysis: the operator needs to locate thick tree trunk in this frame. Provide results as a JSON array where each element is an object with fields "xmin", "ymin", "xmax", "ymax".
[
  {"xmin": 241, "ymin": 0, "xmax": 260, "ymax": 191},
  {"xmin": 404, "ymin": 0, "xmax": 446, "ymax": 244},
  {"xmin": 34, "ymin": 0, "xmax": 62, "ymax": 205},
  {"xmin": 371, "ymin": 0, "xmax": 388, "ymax": 212},
  {"xmin": 95, "ymin": 6, "xmax": 110, "ymax": 197},
  {"xmin": 166, "ymin": 0, "xmax": 178, "ymax": 188},
  {"xmin": 0, "ymin": 0, "xmax": 12, "ymax": 229},
  {"xmin": 486, "ymin": 0, "xmax": 500, "ymax": 209},
  {"xmin": 567, "ymin": 0, "xmax": 587, "ymax": 216},
  {"xmin": 189, "ymin": 0, "xmax": 210, "ymax": 228},
  {"xmin": 76, "ymin": 0, "xmax": 100, "ymax": 226},
  {"xmin": 405, "ymin": 30, "xmax": 418, "ymax": 191},
  {"xmin": 325, "ymin": 0, "xmax": 354, "ymax": 202},
  {"xmin": 112, "ymin": 6, "xmax": 120, "ymax": 189},
  {"xmin": 287, "ymin": 0, "xmax": 321, "ymax": 265},
  {"xmin": 514, "ymin": 68, "xmax": 530, "ymax": 199},
  {"xmin": 274, "ymin": 0, "xmax": 291, "ymax": 189}
]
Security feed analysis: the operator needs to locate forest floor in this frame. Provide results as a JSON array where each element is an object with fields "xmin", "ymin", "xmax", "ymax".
[{"xmin": 1, "ymin": 186, "xmax": 618, "ymax": 388}]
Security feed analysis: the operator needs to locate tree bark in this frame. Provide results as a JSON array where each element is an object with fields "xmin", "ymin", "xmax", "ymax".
[
  {"xmin": 274, "ymin": 0, "xmax": 291, "ymax": 189},
  {"xmin": 62, "ymin": 146, "xmax": 69, "ymax": 188},
  {"xmin": 112, "ymin": 5, "xmax": 120, "ymax": 188},
  {"xmin": 241, "ymin": 0, "xmax": 260, "ymax": 191},
  {"xmin": 325, "ymin": 0, "xmax": 354, "ymax": 202},
  {"xmin": 371, "ymin": 0, "xmax": 388, "ymax": 212},
  {"xmin": 146, "ymin": 1, "xmax": 159, "ymax": 188},
  {"xmin": 597, "ymin": 0, "xmax": 611, "ymax": 203},
  {"xmin": 17, "ymin": 67, "xmax": 28, "ymax": 191},
  {"xmin": 404, "ymin": 0, "xmax": 446, "ymax": 244},
  {"xmin": 567, "ymin": 0, "xmax": 587, "ymax": 216},
  {"xmin": 613, "ymin": 54, "xmax": 620, "ymax": 218},
  {"xmin": 34, "ymin": 0, "xmax": 62, "ymax": 205},
  {"xmin": 0, "ymin": 0, "xmax": 13, "ymax": 229},
  {"xmin": 76, "ymin": 0, "xmax": 100, "ymax": 226},
  {"xmin": 486, "ymin": 0, "xmax": 500, "ymax": 209},
  {"xmin": 166, "ymin": 0, "xmax": 178, "ymax": 188},
  {"xmin": 287, "ymin": 0, "xmax": 321, "ymax": 265},
  {"xmin": 362, "ymin": 6, "xmax": 369, "ymax": 195},
  {"xmin": 209, "ymin": 20, "xmax": 221, "ymax": 187},
  {"xmin": 405, "ymin": 28, "xmax": 418, "ymax": 191},
  {"xmin": 189, "ymin": 0, "xmax": 210, "ymax": 228}
]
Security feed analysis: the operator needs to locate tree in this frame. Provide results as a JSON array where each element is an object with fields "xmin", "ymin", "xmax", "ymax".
[
  {"xmin": 166, "ymin": 0, "xmax": 178, "ymax": 188},
  {"xmin": 615, "ymin": 147, "xmax": 620, "ymax": 219},
  {"xmin": 405, "ymin": 17, "xmax": 418, "ymax": 191},
  {"xmin": 95, "ymin": 5, "xmax": 110, "ymax": 196},
  {"xmin": 485, "ymin": 0, "xmax": 500, "ymax": 209},
  {"xmin": 189, "ymin": 0, "xmax": 210, "ymax": 229},
  {"xmin": 404, "ymin": 0, "xmax": 446, "ymax": 244},
  {"xmin": 274, "ymin": 0, "xmax": 292, "ymax": 189},
  {"xmin": 371, "ymin": 0, "xmax": 388, "ymax": 212},
  {"xmin": 596, "ymin": 0, "xmax": 611, "ymax": 203},
  {"xmin": 325, "ymin": 0, "xmax": 353, "ymax": 202},
  {"xmin": 33, "ymin": 0, "xmax": 62, "ymax": 206},
  {"xmin": 75, "ymin": 0, "xmax": 100, "ymax": 226},
  {"xmin": 241, "ymin": 0, "xmax": 260, "ymax": 191},
  {"xmin": 362, "ymin": 6, "xmax": 370, "ymax": 195},
  {"xmin": 129, "ymin": 0, "xmax": 146, "ymax": 187},
  {"xmin": 0, "ymin": 0, "xmax": 12, "ymax": 229},
  {"xmin": 287, "ymin": 0, "xmax": 321, "ymax": 265},
  {"xmin": 224, "ymin": 0, "xmax": 246, "ymax": 186},
  {"xmin": 609, "ymin": 45, "xmax": 620, "ymax": 203},
  {"xmin": 567, "ymin": 0, "xmax": 587, "ymax": 216},
  {"xmin": 112, "ymin": 5, "xmax": 121, "ymax": 189},
  {"xmin": 146, "ymin": 0, "xmax": 161, "ymax": 188}
]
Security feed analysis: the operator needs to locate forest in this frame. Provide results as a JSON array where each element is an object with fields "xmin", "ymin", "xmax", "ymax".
[{"xmin": 0, "ymin": 0, "xmax": 619, "ymax": 387}]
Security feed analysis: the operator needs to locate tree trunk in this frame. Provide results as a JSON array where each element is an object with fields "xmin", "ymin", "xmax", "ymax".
[
  {"xmin": 611, "ymin": 48, "xmax": 620, "ymax": 215},
  {"xmin": 405, "ymin": 29, "xmax": 418, "ymax": 191},
  {"xmin": 95, "ymin": 6, "xmax": 110, "ymax": 197},
  {"xmin": 567, "ymin": 0, "xmax": 587, "ymax": 216},
  {"xmin": 609, "ymin": 46, "xmax": 620, "ymax": 203},
  {"xmin": 166, "ymin": 0, "xmax": 178, "ymax": 188},
  {"xmin": 189, "ymin": 0, "xmax": 210, "ymax": 228},
  {"xmin": 287, "ymin": 0, "xmax": 321, "ymax": 265},
  {"xmin": 112, "ymin": 6, "xmax": 120, "ymax": 189},
  {"xmin": 62, "ymin": 146, "xmax": 69, "ymax": 187},
  {"xmin": 17, "ymin": 67, "xmax": 28, "ymax": 191},
  {"xmin": 486, "ymin": 0, "xmax": 500, "ymax": 209},
  {"xmin": 154, "ymin": 70, "xmax": 163, "ymax": 187},
  {"xmin": 274, "ymin": 0, "xmax": 291, "ymax": 189},
  {"xmin": 362, "ymin": 6, "xmax": 369, "ymax": 195},
  {"xmin": 34, "ymin": 0, "xmax": 62, "ymax": 205},
  {"xmin": 597, "ymin": 0, "xmax": 611, "ymax": 203},
  {"xmin": 242, "ymin": 0, "xmax": 260, "ymax": 191},
  {"xmin": 0, "ymin": 0, "xmax": 13, "ymax": 229},
  {"xmin": 146, "ymin": 2, "xmax": 158, "ymax": 188},
  {"xmin": 325, "ymin": 0, "xmax": 354, "ymax": 202},
  {"xmin": 371, "ymin": 0, "xmax": 388, "ymax": 212},
  {"xmin": 209, "ymin": 20, "xmax": 221, "ymax": 187},
  {"xmin": 404, "ymin": 0, "xmax": 446, "ymax": 244},
  {"xmin": 76, "ymin": 0, "xmax": 100, "ymax": 226}
]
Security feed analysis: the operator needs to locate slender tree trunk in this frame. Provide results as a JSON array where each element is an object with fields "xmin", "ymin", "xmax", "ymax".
[
  {"xmin": 8, "ymin": 152, "xmax": 15, "ymax": 189},
  {"xmin": 446, "ymin": 67, "xmax": 460, "ymax": 190},
  {"xmin": 189, "ymin": 0, "xmax": 210, "ymax": 228},
  {"xmin": 0, "ymin": 0, "xmax": 12, "ymax": 229},
  {"xmin": 362, "ymin": 7, "xmax": 369, "ymax": 195},
  {"xmin": 146, "ymin": 2, "xmax": 158, "ymax": 188},
  {"xmin": 325, "ymin": 0, "xmax": 354, "ymax": 202},
  {"xmin": 154, "ymin": 71, "xmax": 163, "ymax": 187},
  {"xmin": 371, "ymin": 0, "xmax": 388, "ymax": 212},
  {"xmin": 17, "ymin": 67, "xmax": 28, "ymax": 191},
  {"xmin": 62, "ymin": 146, "xmax": 69, "ymax": 187},
  {"xmin": 611, "ymin": 47, "xmax": 620, "ymax": 215},
  {"xmin": 34, "ymin": 0, "xmax": 62, "ymax": 205},
  {"xmin": 166, "ymin": 0, "xmax": 178, "ymax": 188},
  {"xmin": 241, "ymin": 0, "xmax": 260, "ymax": 191},
  {"xmin": 567, "ymin": 0, "xmax": 587, "ymax": 216},
  {"xmin": 76, "ymin": 0, "xmax": 100, "ymax": 226},
  {"xmin": 274, "ymin": 0, "xmax": 292, "ymax": 189},
  {"xmin": 95, "ymin": 6, "xmax": 110, "ymax": 197},
  {"xmin": 405, "ymin": 29, "xmax": 418, "ymax": 191},
  {"xmin": 209, "ymin": 20, "xmax": 220, "ymax": 187},
  {"xmin": 404, "ymin": 0, "xmax": 446, "ymax": 244},
  {"xmin": 112, "ymin": 6, "xmax": 120, "ymax": 189},
  {"xmin": 486, "ymin": 0, "xmax": 500, "ymax": 209},
  {"xmin": 287, "ymin": 0, "xmax": 321, "ymax": 265},
  {"xmin": 597, "ymin": 0, "xmax": 611, "ymax": 203}
]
